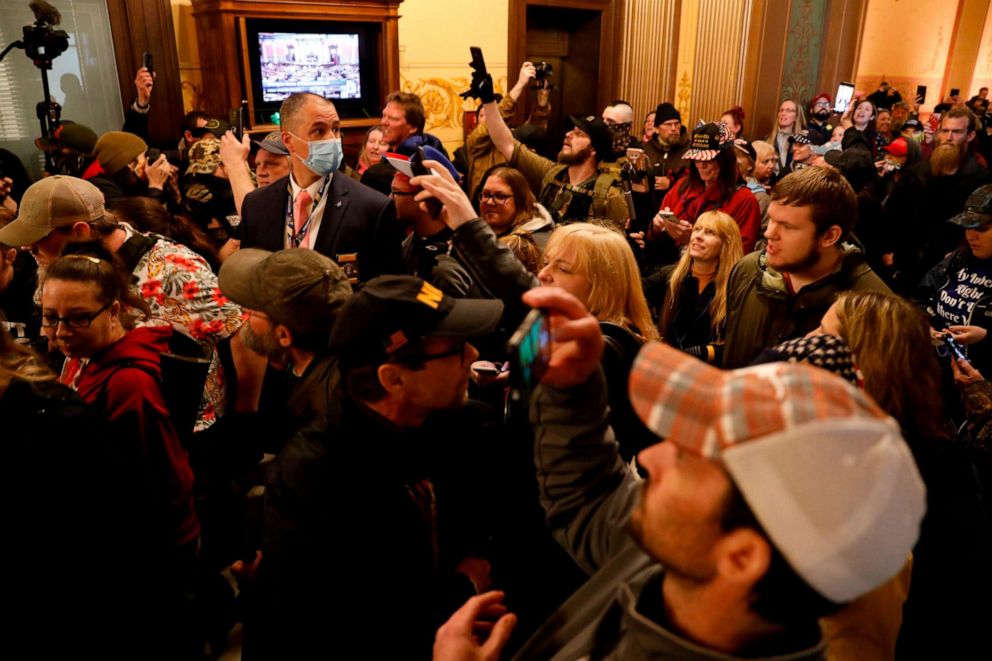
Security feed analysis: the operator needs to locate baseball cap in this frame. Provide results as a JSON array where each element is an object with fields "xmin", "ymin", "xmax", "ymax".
[
  {"xmin": 882, "ymin": 137, "xmax": 909, "ymax": 158},
  {"xmin": 328, "ymin": 275, "xmax": 504, "ymax": 367},
  {"xmin": 684, "ymin": 122, "xmax": 734, "ymax": 161},
  {"xmin": 187, "ymin": 136, "xmax": 222, "ymax": 176},
  {"xmin": 219, "ymin": 248, "xmax": 352, "ymax": 337},
  {"xmin": 35, "ymin": 120, "xmax": 98, "ymax": 154},
  {"xmin": 384, "ymin": 146, "xmax": 460, "ymax": 181},
  {"xmin": 948, "ymin": 184, "xmax": 992, "ymax": 229},
  {"xmin": 901, "ymin": 118, "xmax": 922, "ymax": 132},
  {"xmin": 564, "ymin": 115, "xmax": 615, "ymax": 162},
  {"xmin": 628, "ymin": 342, "xmax": 925, "ymax": 604},
  {"xmin": 811, "ymin": 92, "xmax": 832, "ymax": 107},
  {"xmin": 192, "ymin": 118, "xmax": 230, "ymax": 140},
  {"xmin": 253, "ymin": 130, "xmax": 289, "ymax": 156},
  {"xmin": 0, "ymin": 176, "xmax": 110, "ymax": 247},
  {"xmin": 789, "ymin": 130, "xmax": 814, "ymax": 145}
]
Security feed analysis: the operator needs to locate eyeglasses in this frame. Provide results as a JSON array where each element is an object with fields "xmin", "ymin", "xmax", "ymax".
[
  {"xmin": 480, "ymin": 191, "xmax": 512, "ymax": 205},
  {"xmin": 41, "ymin": 301, "xmax": 112, "ymax": 329},
  {"xmin": 390, "ymin": 189, "xmax": 417, "ymax": 197},
  {"xmin": 397, "ymin": 341, "xmax": 467, "ymax": 365}
]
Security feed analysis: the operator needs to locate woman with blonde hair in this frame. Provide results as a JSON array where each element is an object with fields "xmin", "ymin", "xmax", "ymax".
[
  {"xmin": 767, "ymin": 99, "xmax": 807, "ymax": 176},
  {"xmin": 540, "ymin": 222, "xmax": 658, "ymax": 342},
  {"xmin": 647, "ymin": 210, "xmax": 743, "ymax": 364},
  {"xmin": 539, "ymin": 222, "xmax": 660, "ymax": 456}
]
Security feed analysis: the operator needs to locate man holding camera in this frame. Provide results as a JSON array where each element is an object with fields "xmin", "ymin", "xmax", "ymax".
[{"xmin": 472, "ymin": 61, "xmax": 628, "ymax": 229}]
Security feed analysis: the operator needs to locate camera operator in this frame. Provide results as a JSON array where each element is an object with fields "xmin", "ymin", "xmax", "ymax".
[
  {"xmin": 460, "ymin": 61, "xmax": 551, "ymax": 199},
  {"xmin": 90, "ymin": 131, "xmax": 179, "ymax": 209}
]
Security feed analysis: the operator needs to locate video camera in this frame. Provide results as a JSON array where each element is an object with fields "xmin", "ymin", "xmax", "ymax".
[
  {"xmin": 532, "ymin": 61, "xmax": 554, "ymax": 89},
  {"xmin": 0, "ymin": 1, "xmax": 73, "ymax": 172}
]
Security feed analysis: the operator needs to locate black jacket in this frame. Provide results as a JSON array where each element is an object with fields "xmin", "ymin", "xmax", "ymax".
[
  {"xmin": 248, "ymin": 389, "xmax": 495, "ymax": 660},
  {"xmin": 239, "ymin": 173, "xmax": 403, "ymax": 283},
  {"xmin": 916, "ymin": 248, "xmax": 992, "ymax": 373},
  {"xmin": 888, "ymin": 154, "xmax": 992, "ymax": 291}
]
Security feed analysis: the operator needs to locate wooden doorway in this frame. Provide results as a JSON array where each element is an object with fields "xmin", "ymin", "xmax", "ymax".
[{"xmin": 509, "ymin": 0, "xmax": 622, "ymax": 149}]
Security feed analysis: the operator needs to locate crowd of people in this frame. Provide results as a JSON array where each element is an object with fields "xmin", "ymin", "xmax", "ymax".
[{"xmin": 0, "ymin": 55, "xmax": 990, "ymax": 661}]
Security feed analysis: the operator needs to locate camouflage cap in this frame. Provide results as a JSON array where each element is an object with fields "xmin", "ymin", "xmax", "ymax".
[{"xmin": 187, "ymin": 136, "xmax": 222, "ymax": 176}]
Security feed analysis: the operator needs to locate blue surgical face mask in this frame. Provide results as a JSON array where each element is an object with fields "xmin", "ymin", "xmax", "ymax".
[{"xmin": 290, "ymin": 132, "xmax": 343, "ymax": 176}]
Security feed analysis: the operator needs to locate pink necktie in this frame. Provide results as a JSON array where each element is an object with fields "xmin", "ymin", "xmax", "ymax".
[{"xmin": 293, "ymin": 189, "xmax": 313, "ymax": 244}]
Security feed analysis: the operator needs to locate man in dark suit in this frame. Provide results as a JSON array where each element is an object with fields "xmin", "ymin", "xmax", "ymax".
[{"xmin": 239, "ymin": 92, "xmax": 403, "ymax": 283}]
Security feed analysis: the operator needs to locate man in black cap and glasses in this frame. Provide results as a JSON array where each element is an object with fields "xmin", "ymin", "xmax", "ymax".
[{"xmin": 246, "ymin": 274, "xmax": 505, "ymax": 659}]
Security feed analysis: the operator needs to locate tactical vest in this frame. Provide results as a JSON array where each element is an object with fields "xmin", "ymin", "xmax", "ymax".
[{"xmin": 539, "ymin": 164, "xmax": 620, "ymax": 224}]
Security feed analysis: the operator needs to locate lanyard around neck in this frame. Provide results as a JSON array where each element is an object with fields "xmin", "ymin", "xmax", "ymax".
[{"xmin": 286, "ymin": 176, "xmax": 330, "ymax": 247}]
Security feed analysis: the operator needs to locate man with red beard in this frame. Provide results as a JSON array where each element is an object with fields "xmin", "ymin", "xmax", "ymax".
[
  {"xmin": 721, "ymin": 166, "xmax": 889, "ymax": 368},
  {"xmin": 887, "ymin": 106, "xmax": 992, "ymax": 292}
]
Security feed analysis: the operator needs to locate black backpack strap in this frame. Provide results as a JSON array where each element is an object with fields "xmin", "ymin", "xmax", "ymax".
[{"xmin": 116, "ymin": 232, "xmax": 156, "ymax": 274}]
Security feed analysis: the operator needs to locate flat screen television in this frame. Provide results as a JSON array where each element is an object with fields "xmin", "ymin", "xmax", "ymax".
[{"xmin": 244, "ymin": 18, "xmax": 382, "ymax": 124}]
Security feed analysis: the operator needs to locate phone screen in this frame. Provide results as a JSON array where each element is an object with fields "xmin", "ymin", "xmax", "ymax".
[
  {"xmin": 834, "ymin": 82, "xmax": 855, "ymax": 113},
  {"xmin": 507, "ymin": 308, "xmax": 551, "ymax": 401}
]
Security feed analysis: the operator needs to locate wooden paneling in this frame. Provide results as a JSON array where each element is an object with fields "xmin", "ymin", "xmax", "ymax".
[
  {"xmin": 107, "ymin": 0, "xmax": 185, "ymax": 145},
  {"xmin": 615, "ymin": 0, "xmax": 679, "ymax": 120},
  {"xmin": 190, "ymin": 0, "xmax": 402, "ymax": 125},
  {"xmin": 740, "ymin": 0, "xmax": 791, "ymax": 139},
  {"xmin": 508, "ymin": 0, "xmax": 623, "ymax": 124},
  {"xmin": 691, "ymin": 0, "xmax": 750, "ymax": 123}
]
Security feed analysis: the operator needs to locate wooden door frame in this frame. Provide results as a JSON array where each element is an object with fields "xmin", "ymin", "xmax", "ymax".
[
  {"xmin": 106, "ymin": 0, "xmax": 185, "ymax": 145},
  {"xmin": 508, "ymin": 0, "xmax": 624, "ymax": 117}
]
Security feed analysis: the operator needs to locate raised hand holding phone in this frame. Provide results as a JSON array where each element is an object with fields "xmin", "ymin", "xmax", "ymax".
[{"xmin": 460, "ymin": 46, "xmax": 495, "ymax": 103}]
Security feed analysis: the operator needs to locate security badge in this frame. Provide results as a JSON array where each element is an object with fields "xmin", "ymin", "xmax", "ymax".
[{"xmin": 336, "ymin": 253, "xmax": 359, "ymax": 284}]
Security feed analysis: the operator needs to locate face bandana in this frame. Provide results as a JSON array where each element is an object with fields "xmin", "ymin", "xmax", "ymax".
[
  {"xmin": 290, "ymin": 132, "xmax": 344, "ymax": 176},
  {"xmin": 608, "ymin": 121, "xmax": 632, "ymax": 155}
]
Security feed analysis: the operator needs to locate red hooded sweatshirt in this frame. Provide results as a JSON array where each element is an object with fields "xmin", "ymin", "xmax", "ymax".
[{"xmin": 70, "ymin": 325, "xmax": 199, "ymax": 551}]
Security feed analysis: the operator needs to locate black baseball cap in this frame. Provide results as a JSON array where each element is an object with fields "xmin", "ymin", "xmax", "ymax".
[
  {"xmin": 824, "ymin": 147, "xmax": 876, "ymax": 191},
  {"xmin": 565, "ymin": 115, "xmax": 615, "ymax": 162},
  {"xmin": 949, "ymin": 185, "xmax": 992, "ymax": 228},
  {"xmin": 329, "ymin": 275, "xmax": 504, "ymax": 367}
]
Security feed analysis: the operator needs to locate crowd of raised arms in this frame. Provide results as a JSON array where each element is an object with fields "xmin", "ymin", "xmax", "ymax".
[{"xmin": 1, "ymin": 57, "xmax": 991, "ymax": 660}]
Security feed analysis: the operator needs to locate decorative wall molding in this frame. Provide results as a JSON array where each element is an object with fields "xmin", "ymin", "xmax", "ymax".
[
  {"xmin": 780, "ymin": 0, "xmax": 828, "ymax": 105},
  {"xmin": 399, "ymin": 74, "xmax": 508, "ymax": 135}
]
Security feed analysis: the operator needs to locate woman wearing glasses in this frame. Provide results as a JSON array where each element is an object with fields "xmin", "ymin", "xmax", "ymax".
[
  {"xmin": 40, "ymin": 242, "xmax": 199, "ymax": 653},
  {"xmin": 477, "ymin": 166, "xmax": 553, "ymax": 274}
]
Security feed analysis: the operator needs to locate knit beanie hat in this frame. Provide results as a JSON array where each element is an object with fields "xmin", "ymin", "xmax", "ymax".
[
  {"xmin": 655, "ymin": 102, "xmax": 682, "ymax": 125},
  {"xmin": 94, "ymin": 131, "xmax": 148, "ymax": 175}
]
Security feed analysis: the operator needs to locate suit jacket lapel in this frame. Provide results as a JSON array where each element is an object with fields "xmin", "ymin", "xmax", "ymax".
[
  {"xmin": 265, "ymin": 175, "xmax": 291, "ymax": 251},
  {"xmin": 313, "ymin": 173, "xmax": 349, "ymax": 256}
]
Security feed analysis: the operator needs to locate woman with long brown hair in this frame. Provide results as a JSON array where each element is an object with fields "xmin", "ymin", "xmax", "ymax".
[{"xmin": 805, "ymin": 290, "xmax": 988, "ymax": 658}]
